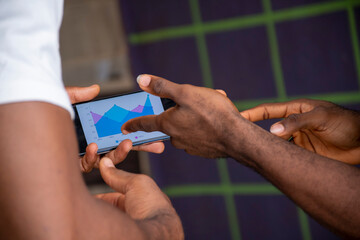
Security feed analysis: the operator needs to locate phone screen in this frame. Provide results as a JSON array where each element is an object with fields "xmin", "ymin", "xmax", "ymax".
[{"xmin": 74, "ymin": 91, "xmax": 169, "ymax": 155}]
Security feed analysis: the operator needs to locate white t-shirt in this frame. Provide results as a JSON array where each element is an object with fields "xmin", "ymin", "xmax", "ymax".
[{"xmin": 0, "ymin": 0, "xmax": 74, "ymax": 118}]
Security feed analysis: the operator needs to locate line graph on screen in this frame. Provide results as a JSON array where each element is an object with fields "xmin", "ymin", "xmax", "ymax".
[{"xmin": 90, "ymin": 94, "xmax": 154, "ymax": 138}]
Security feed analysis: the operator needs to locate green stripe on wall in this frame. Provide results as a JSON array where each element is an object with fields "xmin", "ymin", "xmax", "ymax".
[{"xmin": 129, "ymin": 0, "xmax": 360, "ymax": 45}]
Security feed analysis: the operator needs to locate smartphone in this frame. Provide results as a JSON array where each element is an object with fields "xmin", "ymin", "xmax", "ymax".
[{"xmin": 73, "ymin": 91, "xmax": 175, "ymax": 156}]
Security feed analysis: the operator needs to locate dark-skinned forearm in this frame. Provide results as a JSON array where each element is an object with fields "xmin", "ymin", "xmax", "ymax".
[
  {"xmin": 0, "ymin": 102, "xmax": 179, "ymax": 240},
  {"xmin": 226, "ymin": 115, "xmax": 360, "ymax": 238}
]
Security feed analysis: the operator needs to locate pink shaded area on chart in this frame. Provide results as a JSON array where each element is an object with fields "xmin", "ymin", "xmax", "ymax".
[
  {"xmin": 131, "ymin": 105, "xmax": 144, "ymax": 113},
  {"xmin": 91, "ymin": 111, "xmax": 103, "ymax": 124}
]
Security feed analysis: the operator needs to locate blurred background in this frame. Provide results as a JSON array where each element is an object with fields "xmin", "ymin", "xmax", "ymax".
[{"xmin": 60, "ymin": 0, "xmax": 360, "ymax": 239}]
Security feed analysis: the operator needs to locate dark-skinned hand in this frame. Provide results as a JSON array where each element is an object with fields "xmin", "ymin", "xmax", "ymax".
[
  {"xmin": 121, "ymin": 74, "xmax": 240, "ymax": 159},
  {"xmin": 93, "ymin": 140, "xmax": 184, "ymax": 239},
  {"xmin": 240, "ymin": 99, "xmax": 360, "ymax": 165}
]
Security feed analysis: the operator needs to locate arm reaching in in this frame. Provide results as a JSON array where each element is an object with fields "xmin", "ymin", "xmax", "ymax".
[
  {"xmin": 0, "ymin": 0, "xmax": 179, "ymax": 238},
  {"xmin": 97, "ymin": 153, "xmax": 183, "ymax": 239},
  {"xmin": 240, "ymin": 99, "xmax": 360, "ymax": 164},
  {"xmin": 0, "ymin": 101, "xmax": 182, "ymax": 240},
  {"xmin": 66, "ymin": 85, "xmax": 165, "ymax": 172},
  {"xmin": 122, "ymin": 74, "xmax": 360, "ymax": 238}
]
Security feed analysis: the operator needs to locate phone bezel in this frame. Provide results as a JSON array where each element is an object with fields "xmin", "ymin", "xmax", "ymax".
[{"xmin": 73, "ymin": 90, "xmax": 175, "ymax": 156}]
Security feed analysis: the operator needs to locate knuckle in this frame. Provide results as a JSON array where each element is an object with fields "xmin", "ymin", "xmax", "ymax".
[
  {"xmin": 155, "ymin": 115, "xmax": 164, "ymax": 132},
  {"xmin": 80, "ymin": 161, "xmax": 87, "ymax": 172},
  {"xmin": 294, "ymin": 98, "xmax": 313, "ymax": 105},
  {"xmin": 176, "ymin": 84, "xmax": 191, "ymax": 100},
  {"xmin": 287, "ymin": 113, "xmax": 300, "ymax": 123},
  {"xmin": 152, "ymin": 79, "xmax": 166, "ymax": 95},
  {"xmin": 104, "ymin": 169, "xmax": 116, "ymax": 186},
  {"xmin": 105, "ymin": 178, "xmax": 113, "ymax": 188},
  {"xmin": 129, "ymin": 118, "xmax": 146, "ymax": 132},
  {"xmin": 81, "ymin": 158, "xmax": 90, "ymax": 172},
  {"xmin": 136, "ymin": 119, "xmax": 146, "ymax": 131},
  {"xmin": 71, "ymin": 88, "xmax": 80, "ymax": 102},
  {"xmin": 136, "ymin": 174, "xmax": 152, "ymax": 182},
  {"xmin": 123, "ymin": 120, "xmax": 132, "ymax": 131},
  {"xmin": 262, "ymin": 107, "xmax": 270, "ymax": 120},
  {"xmin": 131, "ymin": 174, "xmax": 154, "ymax": 187},
  {"xmin": 301, "ymin": 98, "xmax": 318, "ymax": 106},
  {"xmin": 314, "ymin": 105, "xmax": 326, "ymax": 112},
  {"xmin": 126, "ymin": 119, "xmax": 136, "ymax": 130},
  {"xmin": 313, "ymin": 105, "xmax": 332, "ymax": 118}
]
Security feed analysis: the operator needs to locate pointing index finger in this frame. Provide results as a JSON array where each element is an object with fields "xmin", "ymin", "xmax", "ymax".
[{"xmin": 122, "ymin": 114, "xmax": 162, "ymax": 134}]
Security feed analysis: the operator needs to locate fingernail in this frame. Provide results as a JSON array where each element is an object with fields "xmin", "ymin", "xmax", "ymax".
[
  {"xmin": 122, "ymin": 129, "xmax": 129, "ymax": 135},
  {"xmin": 270, "ymin": 124, "xmax": 284, "ymax": 134},
  {"xmin": 137, "ymin": 75, "xmax": 151, "ymax": 87},
  {"xmin": 102, "ymin": 157, "xmax": 114, "ymax": 168}
]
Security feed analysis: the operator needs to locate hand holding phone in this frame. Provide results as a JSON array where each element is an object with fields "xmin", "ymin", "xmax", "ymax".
[{"xmin": 73, "ymin": 91, "xmax": 175, "ymax": 156}]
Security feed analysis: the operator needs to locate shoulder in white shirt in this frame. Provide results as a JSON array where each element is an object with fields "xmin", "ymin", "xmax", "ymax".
[{"xmin": 0, "ymin": 0, "xmax": 73, "ymax": 118}]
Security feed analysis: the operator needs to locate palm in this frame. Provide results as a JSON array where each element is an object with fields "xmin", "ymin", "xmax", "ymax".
[
  {"xmin": 291, "ymin": 127, "xmax": 360, "ymax": 164},
  {"xmin": 97, "ymin": 175, "xmax": 171, "ymax": 220}
]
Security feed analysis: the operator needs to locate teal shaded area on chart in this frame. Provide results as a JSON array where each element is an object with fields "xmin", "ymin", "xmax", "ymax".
[{"xmin": 91, "ymin": 94, "xmax": 154, "ymax": 138}]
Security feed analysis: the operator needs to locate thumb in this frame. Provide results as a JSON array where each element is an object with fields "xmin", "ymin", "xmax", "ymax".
[
  {"xmin": 270, "ymin": 111, "xmax": 320, "ymax": 138},
  {"xmin": 99, "ymin": 157, "xmax": 135, "ymax": 194},
  {"xmin": 136, "ymin": 74, "xmax": 182, "ymax": 104},
  {"xmin": 66, "ymin": 84, "xmax": 100, "ymax": 104}
]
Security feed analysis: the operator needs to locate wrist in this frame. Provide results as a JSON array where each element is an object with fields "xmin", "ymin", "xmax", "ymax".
[{"xmin": 221, "ymin": 114, "xmax": 270, "ymax": 170}]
